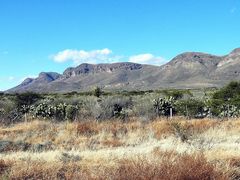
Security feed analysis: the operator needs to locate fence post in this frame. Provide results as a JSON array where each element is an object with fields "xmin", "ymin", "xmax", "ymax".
[
  {"xmin": 170, "ymin": 108, "xmax": 173, "ymax": 120},
  {"xmin": 227, "ymin": 104, "xmax": 230, "ymax": 120},
  {"xmin": 25, "ymin": 113, "xmax": 27, "ymax": 123},
  {"xmin": 186, "ymin": 105, "xmax": 189, "ymax": 119}
]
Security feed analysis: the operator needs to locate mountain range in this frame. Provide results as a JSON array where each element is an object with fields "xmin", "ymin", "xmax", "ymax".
[{"xmin": 7, "ymin": 48, "xmax": 240, "ymax": 93}]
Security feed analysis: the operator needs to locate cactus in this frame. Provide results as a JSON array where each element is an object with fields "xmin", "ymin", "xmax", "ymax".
[
  {"xmin": 29, "ymin": 101, "xmax": 80, "ymax": 121},
  {"xmin": 153, "ymin": 96, "xmax": 175, "ymax": 117},
  {"xmin": 33, "ymin": 102, "xmax": 55, "ymax": 119},
  {"xmin": 219, "ymin": 104, "xmax": 240, "ymax": 118}
]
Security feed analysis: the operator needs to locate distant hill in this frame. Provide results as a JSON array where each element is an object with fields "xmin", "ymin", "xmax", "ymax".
[{"xmin": 7, "ymin": 48, "xmax": 240, "ymax": 93}]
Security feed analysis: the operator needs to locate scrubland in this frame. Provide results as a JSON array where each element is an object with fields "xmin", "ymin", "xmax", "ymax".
[{"xmin": 0, "ymin": 117, "xmax": 240, "ymax": 179}]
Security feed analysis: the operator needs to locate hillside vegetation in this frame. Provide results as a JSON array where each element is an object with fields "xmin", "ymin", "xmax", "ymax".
[
  {"xmin": 1, "ymin": 81, "xmax": 240, "ymax": 124},
  {"xmin": 0, "ymin": 82, "xmax": 240, "ymax": 179}
]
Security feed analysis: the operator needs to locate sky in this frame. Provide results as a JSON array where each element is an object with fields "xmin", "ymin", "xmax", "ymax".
[{"xmin": 0, "ymin": 0, "xmax": 240, "ymax": 90}]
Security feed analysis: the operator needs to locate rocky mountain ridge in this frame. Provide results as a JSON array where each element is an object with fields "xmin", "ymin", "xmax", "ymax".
[{"xmin": 7, "ymin": 48, "xmax": 240, "ymax": 93}]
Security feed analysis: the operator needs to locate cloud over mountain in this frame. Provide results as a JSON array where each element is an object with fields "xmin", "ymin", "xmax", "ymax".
[
  {"xmin": 52, "ymin": 48, "xmax": 114, "ymax": 65},
  {"xmin": 129, "ymin": 53, "xmax": 166, "ymax": 65},
  {"xmin": 52, "ymin": 48, "xmax": 166, "ymax": 66}
]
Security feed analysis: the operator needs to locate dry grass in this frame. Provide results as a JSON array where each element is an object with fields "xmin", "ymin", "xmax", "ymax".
[
  {"xmin": 152, "ymin": 118, "xmax": 221, "ymax": 139},
  {"xmin": 105, "ymin": 154, "xmax": 227, "ymax": 180},
  {"xmin": 76, "ymin": 121, "xmax": 100, "ymax": 136},
  {"xmin": 0, "ymin": 152, "xmax": 228, "ymax": 180},
  {"xmin": 0, "ymin": 117, "xmax": 240, "ymax": 179}
]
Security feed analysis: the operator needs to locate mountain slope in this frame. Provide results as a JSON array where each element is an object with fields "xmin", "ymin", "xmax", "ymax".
[
  {"xmin": 213, "ymin": 48, "xmax": 240, "ymax": 80},
  {"xmin": 7, "ymin": 48, "xmax": 240, "ymax": 93}
]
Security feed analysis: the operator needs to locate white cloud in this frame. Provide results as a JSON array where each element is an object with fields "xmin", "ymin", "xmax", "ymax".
[
  {"xmin": 129, "ymin": 53, "xmax": 166, "ymax": 66},
  {"xmin": 51, "ymin": 48, "xmax": 166, "ymax": 66},
  {"xmin": 52, "ymin": 48, "xmax": 115, "ymax": 65}
]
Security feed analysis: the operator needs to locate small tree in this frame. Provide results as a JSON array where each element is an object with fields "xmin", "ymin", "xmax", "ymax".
[{"xmin": 93, "ymin": 86, "xmax": 102, "ymax": 98}]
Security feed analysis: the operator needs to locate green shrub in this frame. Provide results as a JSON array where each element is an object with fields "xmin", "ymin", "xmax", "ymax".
[
  {"xmin": 54, "ymin": 103, "xmax": 67, "ymax": 121},
  {"xmin": 96, "ymin": 96, "xmax": 133, "ymax": 120},
  {"xmin": 66, "ymin": 105, "xmax": 79, "ymax": 121},
  {"xmin": 93, "ymin": 87, "xmax": 102, "ymax": 98},
  {"xmin": 132, "ymin": 95, "xmax": 156, "ymax": 120},
  {"xmin": 176, "ymin": 99, "xmax": 207, "ymax": 118},
  {"xmin": 162, "ymin": 90, "xmax": 184, "ymax": 100},
  {"xmin": 209, "ymin": 81, "xmax": 240, "ymax": 117},
  {"xmin": 213, "ymin": 81, "xmax": 240, "ymax": 101},
  {"xmin": 14, "ymin": 92, "xmax": 42, "ymax": 110},
  {"xmin": 0, "ymin": 96, "xmax": 25, "ymax": 124},
  {"xmin": 161, "ymin": 89, "xmax": 193, "ymax": 100},
  {"xmin": 76, "ymin": 96, "xmax": 99, "ymax": 119}
]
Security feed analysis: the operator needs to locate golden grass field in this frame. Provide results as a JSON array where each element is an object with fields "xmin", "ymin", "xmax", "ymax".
[{"xmin": 0, "ymin": 117, "xmax": 240, "ymax": 179}]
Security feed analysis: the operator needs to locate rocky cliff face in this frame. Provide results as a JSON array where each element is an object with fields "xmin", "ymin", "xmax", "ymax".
[
  {"xmin": 38, "ymin": 72, "xmax": 62, "ymax": 83},
  {"xmin": 7, "ymin": 48, "xmax": 240, "ymax": 93},
  {"xmin": 63, "ymin": 63, "xmax": 143, "ymax": 78}
]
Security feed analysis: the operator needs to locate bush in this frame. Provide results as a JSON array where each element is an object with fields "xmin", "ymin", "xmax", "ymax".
[
  {"xmin": 54, "ymin": 103, "xmax": 67, "ymax": 121},
  {"xmin": 14, "ymin": 92, "xmax": 42, "ymax": 111},
  {"xmin": 93, "ymin": 87, "xmax": 102, "ymax": 98},
  {"xmin": 213, "ymin": 81, "xmax": 240, "ymax": 101},
  {"xmin": 96, "ymin": 96, "xmax": 133, "ymax": 120},
  {"xmin": 77, "ymin": 96, "xmax": 100, "ymax": 119},
  {"xmin": 176, "ymin": 99, "xmax": 207, "ymax": 118},
  {"xmin": 163, "ymin": 89, "xmax": 184, "ymax": 100},
  {"xmin": 66, "ymin": 105, "xmax": 78, "ymax": 121},
  {"xmin": 210, "ymin": 81, "xmax": 240, "ymax": 117},
  {"xmin": 132, "ymin": 95, "xmax": 156, "ymax": 120},
  {"xmin": 0, "ymin": 96, "xmax": 24, "ymax": 124}
]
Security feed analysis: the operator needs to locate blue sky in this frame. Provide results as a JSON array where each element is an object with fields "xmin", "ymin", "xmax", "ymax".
[{"xmin": 0, "ymin": 0, "xmax": 240, "ymax": 90}]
